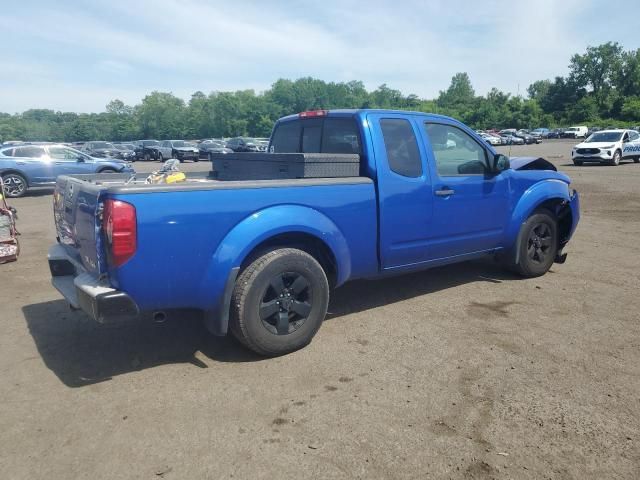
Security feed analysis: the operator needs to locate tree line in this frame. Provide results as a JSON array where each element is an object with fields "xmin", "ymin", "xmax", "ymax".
[{"xmin": 2, "ymin": 42, "xmax": 640, "ymax": 143}]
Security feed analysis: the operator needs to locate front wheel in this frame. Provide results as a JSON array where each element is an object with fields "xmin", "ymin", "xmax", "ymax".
[
  {"xmin": 1, "ymin": 172, "xmax": 27, "ymax": 198},
  {"xmin": 611, "ymin": 150, "xmax": 621, "ymax": 166},
  {"xmin": 573, "ymin": 159, "xmax": 583, "ymax": 166},
  {"xmin": 229, "ymin": 248, "xmax": 329, "ymax": 356},
  {"xmin": 158, "ymin": 152, "xmax": 163, "ymax": 162},
  {"xmin": 512, "ymin": 210, "xmax": 558, "ymax": 278}
]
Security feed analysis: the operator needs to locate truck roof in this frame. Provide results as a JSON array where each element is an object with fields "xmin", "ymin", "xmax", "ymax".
[{"xmin": 276, "ymin": 109, "xmax": 456, "ymax": 123}]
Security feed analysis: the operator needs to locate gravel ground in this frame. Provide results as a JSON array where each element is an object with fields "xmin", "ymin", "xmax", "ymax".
[{"xmin": 1, "ymin": 139, "xmax": 639, "ymax": 479}]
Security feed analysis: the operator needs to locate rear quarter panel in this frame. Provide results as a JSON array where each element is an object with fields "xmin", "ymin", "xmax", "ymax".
[{"xmin": 109, "ymin": 181, "xmax": 378, "ymax": 313}]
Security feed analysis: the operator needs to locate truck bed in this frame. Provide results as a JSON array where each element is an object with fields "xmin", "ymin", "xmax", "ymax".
[{"xmin": 53, "ymin": 172, "xmax": 378, "ymax": 317}]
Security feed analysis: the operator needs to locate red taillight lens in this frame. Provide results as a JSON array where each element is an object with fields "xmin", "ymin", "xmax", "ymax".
[
  {"xmin": 299, "ymin": 110, "xmax": 328, "ymax": 118},
  {"xmin": 103, "ymin": 199, "xmax": 136, "ymax": 267}
]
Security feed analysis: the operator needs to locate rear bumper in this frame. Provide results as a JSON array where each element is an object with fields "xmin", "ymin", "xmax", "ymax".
[{"xmin": 48, "ymin": 244, "xmax": 139, "ymax": 323}]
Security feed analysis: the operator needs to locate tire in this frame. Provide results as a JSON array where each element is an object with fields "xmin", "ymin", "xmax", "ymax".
[
  {"xmin": 229, "ymin": 248, "xmax": 329, "ymax": 356},
  {"xmin": 1, "ymin": 172, "xmax": 27, "ymax": 198},
  {"xmin": 512, "ymin": 210, "xmax": 558, "ymax": 278},
  {"xmin": 611, "ymin": 150, "xmax": 621, "ymax": 166},
  {"xmin": 157, "ymin": 152, "xmax": 163, "ymax": 162},
  {"xmin": 573, "ymin": 159, "xmax": 583, "ymax": 166}
]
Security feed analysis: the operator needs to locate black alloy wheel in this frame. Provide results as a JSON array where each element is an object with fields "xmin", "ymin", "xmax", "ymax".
[{"xmin": 259, "ymin": 272, "xmax": 312, "ymax": 335}]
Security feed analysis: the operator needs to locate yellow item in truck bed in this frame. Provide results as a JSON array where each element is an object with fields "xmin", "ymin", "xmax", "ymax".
[{"xmin": 165, "ymin": 172, "xmax": 186, "ymax": 183}]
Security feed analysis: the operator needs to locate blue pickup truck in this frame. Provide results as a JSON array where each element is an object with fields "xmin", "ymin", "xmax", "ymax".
[{"xmin": 48, "ymin": 109, "xmax": 580, "ymax": 355}]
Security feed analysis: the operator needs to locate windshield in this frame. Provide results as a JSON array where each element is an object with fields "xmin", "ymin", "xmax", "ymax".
[
  {"xmin": 142, "ymin": 140, "xmax": 159, "ymax": 146},
  {"xmin": 93, "ymin": 142, "xmax": 114, "ymax": 149},
  {"xmin": 586, "ymin": 132, "xmax": 623, "ymax": 143}
]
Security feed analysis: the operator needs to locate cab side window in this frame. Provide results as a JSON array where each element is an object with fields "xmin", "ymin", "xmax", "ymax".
[
  {"xmin": 630, "ymin": 131, "xmax": 640, "ymax": 141},
  {"xmin": 380, "ymin": 119, "xmax": 422, "ymax": 178},
  {"xmin": 424, "ymin": 123, "xmax": 488, "ymax": 176}
]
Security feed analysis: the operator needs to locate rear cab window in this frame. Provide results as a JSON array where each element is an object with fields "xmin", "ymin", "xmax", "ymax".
[{"xmin": 270, "ymin": 115, "xmax": 362, "ymax": 155}]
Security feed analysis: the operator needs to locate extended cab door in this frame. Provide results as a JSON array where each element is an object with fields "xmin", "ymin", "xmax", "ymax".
[
  {"xmin": 420, "ymin": 121, "xmax": 510, "ymax": 259},
  {"xmin": 367, "ymin": 113, "xmax": 434, "ymax": 268}
]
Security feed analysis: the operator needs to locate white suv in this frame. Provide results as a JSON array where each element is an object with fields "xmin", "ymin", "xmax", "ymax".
[{"xmin": 572, "ymin": 129, "xmax": 640, "ymax": 166}]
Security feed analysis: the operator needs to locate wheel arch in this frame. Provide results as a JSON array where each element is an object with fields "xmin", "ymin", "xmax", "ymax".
[
  {"xmin": 0, "ymin": 169, "xmax": 30, "ymax": 186},
  {"xmin": 507, "ymin": 180, "xmax": 572, "ymax": 248},
  {"xmin": 200, "ymin": 204, "xmax": 351, "ymax": 335}
]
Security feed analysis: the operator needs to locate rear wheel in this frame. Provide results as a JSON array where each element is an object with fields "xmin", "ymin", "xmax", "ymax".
[
  {"xmin": 229, "ymin": 248, "xmax": 329, "ymax": 356},
  {"xmin": 611, "ymin": 150, "xmax": 621, "ymax": 166},
  {"xmin": 1, "ymin": 173, "xmax": 27, "ymax": 198},
  {"xmin": 513, "ymin": 210, "xmax": 558, "ymax": 278}
]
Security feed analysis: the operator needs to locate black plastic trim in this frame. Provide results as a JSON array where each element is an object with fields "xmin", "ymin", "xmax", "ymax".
[
  {"xmin": 77, "ymin": 288, "xmax": 140, "ymax": 324},
  {"xmin": 49, "ymin": 258, "xmax": 76, "ymax": 277},
  {"xmin": 204, "ymin": 266, "xmax": 240, "ymax": 336}
]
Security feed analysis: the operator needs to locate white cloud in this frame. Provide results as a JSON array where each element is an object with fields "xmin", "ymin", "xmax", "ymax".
[{"xmin": 0, "ymin": 0, "xmax": 639, "ymax": 112}]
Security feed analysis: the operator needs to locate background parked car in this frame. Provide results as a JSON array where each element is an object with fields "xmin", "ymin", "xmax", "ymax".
[
  {"xmin": 133, "ymin": 140, "xmax": 160, "ymax": 161},
  {"xmin": 531, "ymin": 128, "xmax": 550, "ymax": 138},
  {"xmin": 226, "ymin": 137, "xmax": 267, "ymax": 152},
  {"xmin": 0, "ymin": 144, "xmax": 133, "ymax": 197},
  {"xmin": 155, "ymin": 140, "xmax": 200, "ymax": 162},
  {"xmin": 479, "ymin": 132, "xmax": 502, "ymax": 146},
  {"xmin": 500, "ymin": 133, "xmax": 525, "ymax": 145},
  {"xmin": 515, "ymin": 130, "xmax": 538, "ymax": 144},
  {"xmin": 562, "ymin": 126, "xmax": 588, "ymax": 139},
  {"xmin": 572, "ymin": 129, "xmax": 640, "ymax": 166},
  {"xmin": 198, "ymin": 139, "xmax": 233, "ymax": 159},
  {"xmin": 81, "ymin": 141, "xmax": 131, "ymax": 160},
  {"xmin": 547, "ymin": 128, "xmax": 564, "ymax": 139}
]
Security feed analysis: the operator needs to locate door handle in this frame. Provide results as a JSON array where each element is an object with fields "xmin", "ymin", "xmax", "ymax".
[{"xmin": 435, "ymin": 188, "xmax": 455, "ymax": 196}]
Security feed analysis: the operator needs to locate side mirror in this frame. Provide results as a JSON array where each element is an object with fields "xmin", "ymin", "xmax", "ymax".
[{"xmin": 492, "ymin": 153, "xmax": 510, "ymax": 173}]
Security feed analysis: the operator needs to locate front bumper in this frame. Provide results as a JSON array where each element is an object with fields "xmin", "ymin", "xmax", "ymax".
[
  {"xmin": 48, "ymin": 244, "xmax": 139, "ymax": 323},
  {"xmin": 176, "ymin": 151, "xmax": 198, "ymax": 160},
  {"xmin": 572, "ymin": 151, "xmax": 611, "ymax": 162}
]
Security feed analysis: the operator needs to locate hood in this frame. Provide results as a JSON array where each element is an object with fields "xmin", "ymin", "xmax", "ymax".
[
  {"xmin": 574, "ymin": 141, "xmax": 617, "ymax": 149},
  {"xmin": 510, "ymin": 156, "xmax": 557, "ymax": 171},
  {"xmin": 175, "ymin": 146, "xmax": 198, "ymax": 152},
  {"xmin": 509, "ymin": 156, "xmax": 570, "ymax": 183}
]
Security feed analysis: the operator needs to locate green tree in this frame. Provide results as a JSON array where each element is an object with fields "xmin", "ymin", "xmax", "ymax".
[{"xmin": 569, "ymin": 42, "xmax": 623, "ymax": 112}]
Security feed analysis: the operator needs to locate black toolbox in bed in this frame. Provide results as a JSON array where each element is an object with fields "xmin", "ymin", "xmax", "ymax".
[{"xmin": 209, "ymin": 153, "xmax": 360, "ymax": 180}]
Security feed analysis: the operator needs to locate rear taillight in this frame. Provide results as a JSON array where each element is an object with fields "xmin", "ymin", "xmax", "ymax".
[{"xmin": 102, "ymin": 199, "xmax": 136, "ymax": 267}]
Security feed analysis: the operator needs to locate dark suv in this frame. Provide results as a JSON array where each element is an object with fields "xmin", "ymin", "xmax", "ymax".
[{"xmin": 226, "ymin": 137, "xmax": 266, "ymax": 152}]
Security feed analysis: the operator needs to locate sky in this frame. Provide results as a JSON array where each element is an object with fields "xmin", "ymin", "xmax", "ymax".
[{"xmin": 1, "ymin": 0, "xmax": 639, "ymax": 113}]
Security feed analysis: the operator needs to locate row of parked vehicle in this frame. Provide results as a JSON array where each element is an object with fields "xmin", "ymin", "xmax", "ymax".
[
  {"xmin": 1, "ymin": 137, "xmax": 271, "ymax": 163},
  {"xmin": 84, "ymin": 137, "xmax": 270, "ymax": 162},
  {"xmin": 474, "ymin": 125, "xmax": 640, "ymax": 147},
  {"xmin": 476, "ymin": 129, "xmax": 543, "ymax": 146}
]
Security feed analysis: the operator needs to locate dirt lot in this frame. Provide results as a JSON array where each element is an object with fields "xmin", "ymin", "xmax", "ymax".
[{"xmin": 1, "ymin": 139, "xmax": 639, "ymax": 479}]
